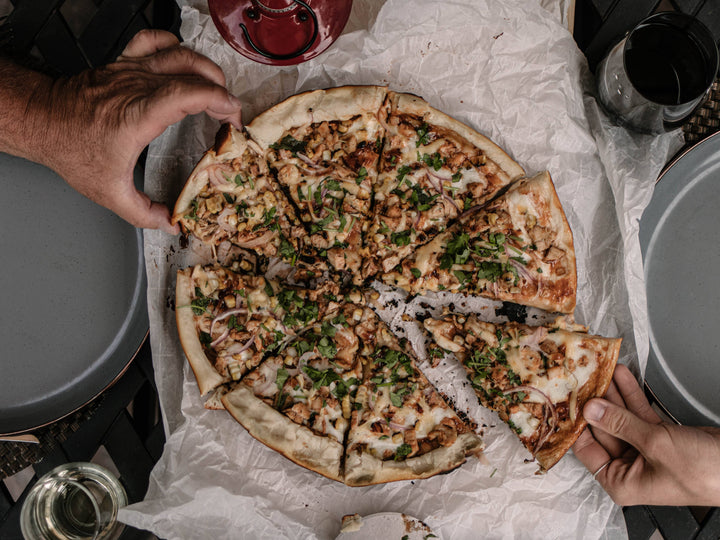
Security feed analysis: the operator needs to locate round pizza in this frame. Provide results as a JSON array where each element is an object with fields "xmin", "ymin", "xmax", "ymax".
[{"xmin": 171, "ymin": 86, "xmax": 619, "ymax": 485}]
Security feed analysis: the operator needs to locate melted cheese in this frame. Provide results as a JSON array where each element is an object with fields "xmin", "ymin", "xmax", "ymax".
[
  {"xmin": 509, "ymin": 410, "xmax": 540, "ymax": 438},
  {"xmin": 505, "ymin": 334, "xmax": 598, "ymax": 404}
]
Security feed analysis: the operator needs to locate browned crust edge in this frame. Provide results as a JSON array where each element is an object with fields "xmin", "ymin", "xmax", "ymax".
[
  {"xmin": 246, "ymin": 85, "xmax": 389, "ymax": 150},
  {"xmin": 222, "ymin": 384, "xmax": 344, "ymax": 483},
  {"xmin": 343, "ymin": 432, "xmax": 483, "ymax": 487},
  {"xmin": 175, "ymin": 269, "xmax": 227, "ymax": 396}
]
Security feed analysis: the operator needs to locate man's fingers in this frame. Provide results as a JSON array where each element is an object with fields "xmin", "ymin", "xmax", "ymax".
[
  {"xmin": 120, "ymin": 29, "xmax": 180, "ymax": 58},
  {"xmin": 112, "ymin": 187, "xmax": 179, "ymax": 234},
  {"xmin": 572, "ymin": 427, "xmax": 612, "ymax": 476},
  {"xmin": 613, "ymin": 365, "xmax": 662, "ymax": 424},
  {"xmin": 136, "ymin": 79, "xmax": 243, "ymax": 141},
  {"xmin": 590, "ymin": 379, "xmax": 627, "ymax": 457},
  {"xmin": 136, "ymin": 46, "xmax": 228, "ymax": 88},
  {"xmin": 583, "ymin": 398, "xmax": 657, "ymax": 451}
]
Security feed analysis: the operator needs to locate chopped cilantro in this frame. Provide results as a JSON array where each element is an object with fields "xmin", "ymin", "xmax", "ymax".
[
  {"xmin": 355, "ymin": 166, "xmax": 368, "ymax": 185},
  {"xmin": 302, "ymin": 365, "xmax": 340, "ymax": 389},
  {"xmin": 321, "ymin": 320, "xmax": 337, "ymax": 337},
  {"xmin": 396, "ymin": 165, "xmax": 412, "ymax": 183},
  {"xmin": 440, "ymin": 232, "xmax": 470, "ymax": 269},
  {"xmin": 184, "ymin": 199, "xmax": 200, "ymax": 221},
  {"xmin": 410, "ymin": 267, "xmax": 421, "ymax": 278},
  {"xmin": 391, "ymin": 230, "xmax": 412, "ymax": 247},
  {"xmin": 420, "ymin": 152, "xmax": 444, "ymax": 171},
  {"xmin": 408, "ymin": 183, "xmax": 439, "ymax": 211},
  {"xmin": 279, "ymin": 236, "xmax": 297, "ymax": 265},
  {"xmin": 276, "ymin": 367, "xmax": 289, "ymax": 391},
  {"xmin": 191, "ymin": 287, "xmax": 211, "ymax": 315},
  {"xmin": 269, "ymin": 135, "xmax": 306, "ymax": 155},
  {"xmin": 317, "ymin": 336, "xmax": 337, "ymax": 359},
  {"xmin": 394, "ymin": 443, "xmax": 413, "ymax": 461},
  {"xmin": 415, "ymin": 123, "xmax": 432, "ymax": 147}
]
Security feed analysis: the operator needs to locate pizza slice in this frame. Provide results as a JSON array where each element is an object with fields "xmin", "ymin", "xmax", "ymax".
[
  {"xmin": 172, "ymin": 124, "xmax": 303, "ymax": 264},
  {"xmin": 383, "ymin": 171, "xmax": 577, "ymax": 314},
  {"xmin": 175, "ymin": 264, "xmax": 342, "ymax": 399},
  {"xmin": 344, "ymin": 329, "xmax": 484, "ymax": 486},
  {"xmin": 362, "ymin": 91, "xmax": 525, "ymax": 278},
  {"xmin": 246, "ymin": 86, "xmax": 387, "ymax": 279},
  {"xmin": 220, "ymin": 301, "xmax": 382, "ymax": 482},
  {"xmin": 423, "ymin": 313, "xmax": 620, "ymax": 471}
]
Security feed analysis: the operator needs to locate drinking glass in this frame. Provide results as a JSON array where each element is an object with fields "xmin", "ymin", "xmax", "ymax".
[
  {"xmin": 20, "ymin": 462, "xmax": 127, "ymax": 540},
  {"xmin": 596, "ymin": 12, "xmax": 718, "ymax": 134}
]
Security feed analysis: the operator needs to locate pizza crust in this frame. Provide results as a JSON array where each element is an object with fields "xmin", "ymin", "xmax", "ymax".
[
  {"xmin": 222, "ymin": 384, "xmax": 344, "ymax": 483},
  {"xmin": 171, "ymin": 125, "xmax": 249, "ymax": 225},
  {"xmin": 246, "ymin": 86, "xmax": 388, "ymax": 150},
  {"xmin": 343, "ymin": 432, "xmax": 483, "ymax": 487},
  {"xmin": 175, "ymin": 269, "xmax": 227, "ymax": 396}
]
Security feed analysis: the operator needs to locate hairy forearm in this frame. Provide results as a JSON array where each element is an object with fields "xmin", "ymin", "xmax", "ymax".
[{"xmin": 0, "ymin": 56, "xmax": 54, "ymax": 164}]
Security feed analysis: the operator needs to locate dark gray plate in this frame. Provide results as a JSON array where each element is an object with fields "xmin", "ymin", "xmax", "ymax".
[
  {"xmin": 0, "ymin": 153, "xmax": 148, "ymax": 434},
  {"xmin": 639, "ymin": 132, "xmax": 720, "ymax": 427}
]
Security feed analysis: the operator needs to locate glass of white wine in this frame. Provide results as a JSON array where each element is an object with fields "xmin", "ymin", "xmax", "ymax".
[{"xmin": 20, "ymin": 462, "xmax": 128, "ymax": 540}]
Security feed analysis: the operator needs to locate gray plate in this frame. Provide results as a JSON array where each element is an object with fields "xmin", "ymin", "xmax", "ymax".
[
  {"xmin": 639, "ymin": 132, "xmax": 720, "ymax": 427},
  {"xmin": 0, "ymin": 153, "xmax": 148, "ymax": 435}
]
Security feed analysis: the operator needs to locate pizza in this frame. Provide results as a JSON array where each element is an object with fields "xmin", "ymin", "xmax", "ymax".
[
  {"xmin": 344, "ymin": 343, "xmax": 484, "ymax": 486},
  {"xmin": 171, "ymin": 85, "xmax": 620, "ymax": 483},
  {"xmin": 172, "ymin": 125, "xmax": 303, "ymax": 263},
  {"xmin": 382, "ymin": 171, "xmax": 577, "ymax": 313},
  {"xmin": 423, "ymin": 313, "xmax": 620, "ymax": 471},
  {"xmin": 363, "ymin": 91, "xmax": 524, "ymax": 278},
  {"xmin": 216, "ymin": 293, "xmax": 483, "ymax": 484},
  {"xmin": 175, "ymin": 264, "xmax": 342, "ymax": 400},
  {"xmin": 246, "ymin": 86, "xmax": 386, "ymax": 280}
]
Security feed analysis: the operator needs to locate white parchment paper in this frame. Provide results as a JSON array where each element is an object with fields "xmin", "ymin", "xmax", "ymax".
[{"xmin": 120, "ymin": 1, "xmax": 683, "ymax": 538}]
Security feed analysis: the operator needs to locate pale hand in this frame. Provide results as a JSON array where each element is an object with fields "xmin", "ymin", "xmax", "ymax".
[
  {"xmin": 572, "ymin": 364, "xmax": 720, "ymax": 506},
  {"xmin": 4, "ymin": 30, "xmax": 242, "ymax": 234}
]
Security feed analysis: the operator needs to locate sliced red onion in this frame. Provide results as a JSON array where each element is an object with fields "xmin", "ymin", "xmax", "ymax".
[
  {"xmin": 296, "ymin": 152, "xmax": 317, "ymax": 167},
  {"xmin": 236, "ymin": 230, "xmax": 275, "ymax": 249},
  {"xmin": 217, "ymin": 207, "xmax": 237, "ymax": 233},
  {"xmin": 236, "ymin": 331, "xmax": 259, "ymax": 355},
  {"xmin": 268, "ymin": 311, "xmax": 289, "ymax": 333},
  {"xmin": 210, "ymin": 307, "xmax": 250, "ymax": 338},
  {"xmin": 508, "ymin": 258, "xmax": 536, "ymax": 283},
  {"xmin": 504, "ymin": 385, "xmax": 558, "ymax": 454},
  {"xmin": 389, "ymin": 421, "xmax": 409, "ymax": 432},
  {"xmin": 425, "ymin": 171, "xmax": 461, "ymax": 213},
  {"xmin": 210, "ymin": 328, "xmax": 230, "ymax": 349}
]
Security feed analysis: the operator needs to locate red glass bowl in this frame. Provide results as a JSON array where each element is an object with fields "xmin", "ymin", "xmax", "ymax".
[{"xmin": 208, "ymin": 0, "xmax": 353, "ymax": 66}]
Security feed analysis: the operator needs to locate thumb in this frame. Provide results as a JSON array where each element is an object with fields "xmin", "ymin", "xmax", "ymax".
[
  {"xmin": 113, "ymin": 187, "xmax": 179, "ymax": 235},
  {"xmin": 583, "ymin": 398, "xmax": 657, "ymax": 451}
]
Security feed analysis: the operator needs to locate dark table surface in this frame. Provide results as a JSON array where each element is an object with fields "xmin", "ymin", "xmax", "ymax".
[{"xmin": 1, "ymin": 1, "xmax": 719, "ymax": 539}]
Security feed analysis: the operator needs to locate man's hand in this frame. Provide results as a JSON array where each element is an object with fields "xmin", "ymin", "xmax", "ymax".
[
  {"xmin": 572, "ymin": 364, "xmax": 720, "ymax": 506},
  {"xmin": 1, "ymin": 29, "xmax": 242, "ymax": 233}
]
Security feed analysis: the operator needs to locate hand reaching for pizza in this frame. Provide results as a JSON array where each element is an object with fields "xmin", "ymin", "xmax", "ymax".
[
  {"xmin": 0, "ymin": 29, "xmax": 242, "ymax": 234},
  {"xmin": 572, "ymin": 364, "xmax": 720, "ymax": 506}
]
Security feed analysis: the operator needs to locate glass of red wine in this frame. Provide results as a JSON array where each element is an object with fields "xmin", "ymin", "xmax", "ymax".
[{"xmin": 596, "ymin": 12, "xmax": 718, "ymax": 134}]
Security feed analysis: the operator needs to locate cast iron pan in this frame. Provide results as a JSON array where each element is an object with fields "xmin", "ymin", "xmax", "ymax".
[
  {"xmin": 0, "ymin": 153, "xmax": 148, "ymax": 435},
  {"xmin": 639, "ymin": 131, "xmax": 720, "ymax": 427}
]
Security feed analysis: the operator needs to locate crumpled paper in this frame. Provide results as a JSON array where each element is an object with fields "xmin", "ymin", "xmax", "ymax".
[{"xmin": 119, "ymin": 0, "xmax": 682, "ymax": 538}]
